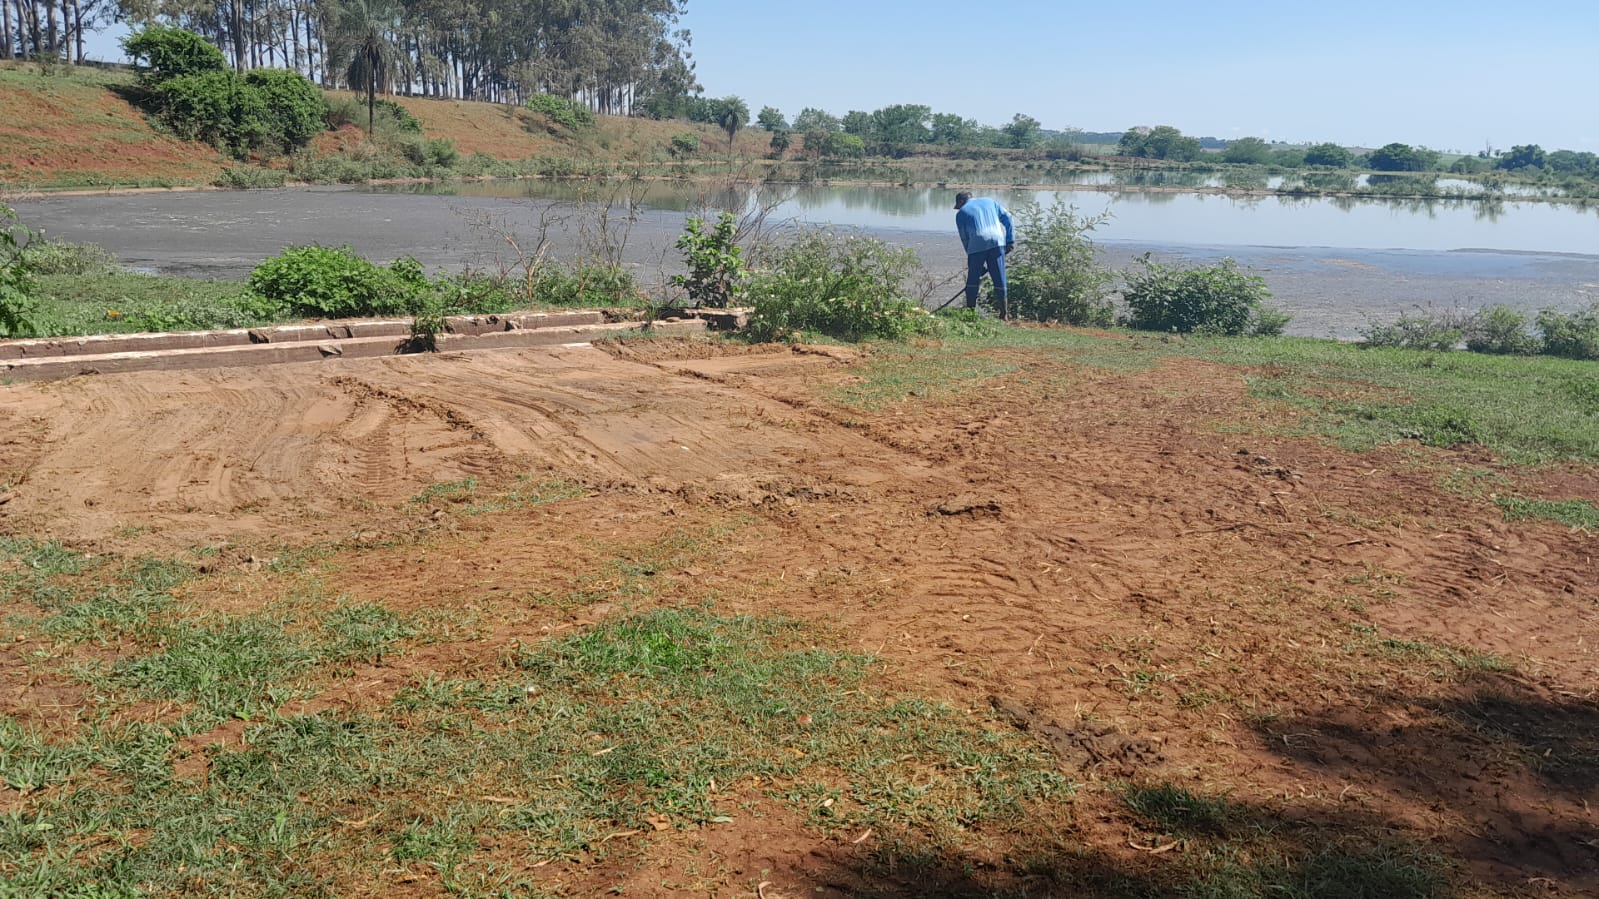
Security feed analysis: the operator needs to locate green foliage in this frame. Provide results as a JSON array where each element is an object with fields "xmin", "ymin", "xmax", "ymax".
[
  {"xmin": 1464, "ymin": 306, "xmax": 1540, "ymax": 355},
  {"xmin": 756, "ymin": 105, "xmax": 788, "ymax": 131},
  {"xmin": 28, "ymin": 272, "xmax": 279, "ymax": 336},
  {"xmin": 745, "ymin": 228, "xmax": 930, "ymax": 342},
  {"xmin": 768, "ymin": 129, "xmax": 791, "ymax": 157},
  {"xmin": 242, "ymin": 68, "xmax": 329, "ymax": 151},
  {"xmin": 122, "ymin": 25, "xmax": 227, "ymax": 85},
  {"xmin": 1123, "ymin": 783, "xmax": 1235, "ymax": 835},
  {"xmin": 214, "ymin": 164, "xmax": 289, "ymax": 188},
  {"xmin": 1221, "ymin": 136, "xmax": 1272, "ymax": 165},
  {"xmin": 1006, "ymin": 203, "xmax": 1115, "ymax": 325},
  {"xmin": 1496, "ymin": 495, "xmax": 1599, "ymax": 529},
  {"xmin": 1118, "ymin": 125, "xmax": 1202, "ymax": 161},
  {"xmin": 673, "ymin": 212, "xmax": 745, "ymax": 308},
  {"xmin": 155, "ymin": 70, "xmax": 273, "ymax": 157},
  {"xmin": 247, "ymin": 245, "xmax": 428, "ymax": 318},
  {"xmin": 0, "ymin": 205, "xmax": 38, "ymax": 338},
  {"xmin": 1367, "ymin": 142, "xmax": 1439, "ymax": 172},
  {"xmin": 19, "ymin": 239, "xmax": 117, "ymax": 276},
  {"xmin": 530, "ymin": 262, "xmax": 639, "ymax": 307},
  {"xmin": 525, "ymin": 93, "xmax": 594, "ymax": 130},
  {"xmin": 1496, "ymin": 143, "xmax": 1545, "ymax": 170},
  {"xmin": 669, "ymin": 132, "xmax": 699, "ymax": 156},
  {"xmin": 1536, "ymin": 304, "xmax": 1599, "ymax": 360},
  {"xmin": 1121, "ymin": 255, "xmax": 1285, "ymax": 336},
  {"xmin": 1002, "ymin": 113, "xmax": 1042, "ymax": 149},
  {"xmin": 1359, "ymin": 310, "xmax": 1466, "ymax": 351},
  {"xmin": 1303, "ymin": 142, "xmax": 1353, "ymax": 168},
  {"xmin": 821, "ymin": 131, "xmax": 865, "ymax": 159}
]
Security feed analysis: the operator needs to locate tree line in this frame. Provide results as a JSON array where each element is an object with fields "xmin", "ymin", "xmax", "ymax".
[{"xmin": 3, "ymin": 0, "xmax": 698, "ymax": 113}]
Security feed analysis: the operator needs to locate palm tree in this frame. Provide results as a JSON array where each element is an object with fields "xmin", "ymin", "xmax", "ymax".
[
  {"xmin": 329, "ymin": 0, "xmax": 403, "ymax": 136},
  {"xmin": 715, "ymin": 96, "xmax": 748, "ymax": 155}
]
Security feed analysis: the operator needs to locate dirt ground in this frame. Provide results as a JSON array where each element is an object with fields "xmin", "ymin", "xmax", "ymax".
[{"xmin": 1, "ymin": 338, "xmax": 1595, "ymax": 897}]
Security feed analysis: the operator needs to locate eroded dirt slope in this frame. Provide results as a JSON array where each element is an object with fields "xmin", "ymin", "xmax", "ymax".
[{"xmin": 1, "ymin": 339, "xmax": 1594, "ymax": 896}]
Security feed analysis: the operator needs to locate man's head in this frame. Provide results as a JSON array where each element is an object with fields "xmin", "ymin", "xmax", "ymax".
[{"xmin": 954, "ymin": 191, "xmax": 972, "ymax": 210}]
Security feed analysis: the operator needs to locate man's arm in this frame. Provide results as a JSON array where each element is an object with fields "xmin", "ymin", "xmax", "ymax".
[
  {"xmin": 999, "ymin": 206, "xmax": 1015, "ymax": 249},
  {"xmin": 956, "ymin": 212, "xmax": 971, "ymax": 251}
]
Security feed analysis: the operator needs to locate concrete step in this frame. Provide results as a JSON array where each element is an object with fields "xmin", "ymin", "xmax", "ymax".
[{"xmin": 1, "ymin": 317, "xmax": 713, "ymax": 381}]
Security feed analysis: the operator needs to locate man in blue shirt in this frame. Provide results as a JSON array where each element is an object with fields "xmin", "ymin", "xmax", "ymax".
[{"xmin": 954, "ymin": 191, "xmax": 1015, "ymax": 319}]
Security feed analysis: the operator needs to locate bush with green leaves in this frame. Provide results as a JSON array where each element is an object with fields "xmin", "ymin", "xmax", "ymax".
[
  {"xmin": 1360, "ymin": 310, "xmax": 1469, "ymax": 351},
  {"xmin": 122, "ymin": 25, "xmax": 227, "ymax": 85},
  {"xmin": 1537, "ymin": 304, "xmax": 1599, "ymax": 360},
  {"xmin": 1464, "ymin": 305, "xmax": 1540, "ymax": 355},
  {"xmin": 1121, "ymin": 255, "xmax": 1287, "ymax": 336},
  {"xmin": 530, "ymin": 263, "xmax": 639, "ymax": 307},
  {"xmin": 247, "ymin": 246, "xmax": 430, "ymax": 319},
  {"xmin": 525, "ymin": 94, "xmax": 594, "ymax": 130},
  {"xmin": 673, "ymin": 212, "xmax": 745, "ymax": 308},
  {"xmin": 1, "ymin": 204, "xmax": 38, "ymax": 337},
  {"xmin": 20, "ymin": 239, "xmax": 118, "ymax": 276},
  {"xmin": 242, "ymin": 68, "xmax": 328, "ymax": 151},
  {"xmin": 1006, "ymin": 203, "xmax": 1115, "ymax": 326},
  {"xmin": 669, "ymin": 133, "xmax": 699, "ymax": 156},
  {"xmin": 744, "ymin": 228, "xmax": 930, "ymax": 342},
  {"xmin": 155, "ymin": 70, "xmax": 273, "ymax": 157}
]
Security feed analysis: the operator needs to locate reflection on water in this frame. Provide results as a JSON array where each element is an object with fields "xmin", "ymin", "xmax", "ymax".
[{"xmin": 370, "ymin": 179, "xmax": 1599, "ymax": 255}]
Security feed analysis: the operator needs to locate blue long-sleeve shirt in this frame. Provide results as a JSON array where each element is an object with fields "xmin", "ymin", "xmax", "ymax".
[{"xmin": 955, "ymin": 197, "xmax": 1015, "ymax": 256}]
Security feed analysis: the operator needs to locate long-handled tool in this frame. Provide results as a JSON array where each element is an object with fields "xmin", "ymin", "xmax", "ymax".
[{"xmin": 932, "ymin": 242, "xmax": 1020, "ymax": 314}]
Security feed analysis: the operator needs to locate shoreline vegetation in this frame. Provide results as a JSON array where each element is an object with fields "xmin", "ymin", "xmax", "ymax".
[{"xmin": 3, "ymin": 62, "xmax": 1596, "ymax": 208}]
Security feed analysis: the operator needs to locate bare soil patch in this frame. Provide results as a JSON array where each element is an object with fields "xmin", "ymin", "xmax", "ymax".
[{"xmin": 1, "ymin": 338, "xmax": 1594, "ymax": 896}]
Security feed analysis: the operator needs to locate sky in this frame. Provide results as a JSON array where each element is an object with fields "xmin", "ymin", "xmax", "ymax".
[
  {"xmin": 684, "ymin": 0, "xmax": 1599, "ymax": 153},
  {"xmin": 82, "ymin": 0, "xmax": 1599, "ymax": 153}
]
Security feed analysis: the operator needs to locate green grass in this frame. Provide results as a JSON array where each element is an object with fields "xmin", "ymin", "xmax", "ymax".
[
  {"xmin": 29, "ymin": 272, "xmax": 278, "ymax": 336},
  {"xmin": 1123, "ymin": 783, "xmax": 1235, "ymax": 836},
  {"xmin": 1, "ymin": 607, "xmax": 1071, "ymax": 895},
  {"xmin": 1495, "ymin": 495, "xmax": 1599, "ymax": 529}
]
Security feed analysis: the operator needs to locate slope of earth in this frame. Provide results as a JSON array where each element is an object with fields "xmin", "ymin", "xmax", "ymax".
[
  {"xmin": 0, "ymin": 63, "xmax": 230, "ymax": 188},
  {"xmin": 0, "ymin": 332, "xmax": 1594, "ymax": 897}
]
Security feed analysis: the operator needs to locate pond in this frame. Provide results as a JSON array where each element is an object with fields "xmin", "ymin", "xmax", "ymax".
[{"xmin": 11, "ymin": 180, "xmax": 1598, "ymax": 340}]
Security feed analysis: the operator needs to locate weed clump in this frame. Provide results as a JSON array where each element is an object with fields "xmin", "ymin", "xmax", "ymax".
[
  {"xmin": 1122, "ymin": 254, "xmax": 1288, "ymax": 336},
  {"xmin": 744, "ymin": 228, "xmax": 932, "ymax": 342}
]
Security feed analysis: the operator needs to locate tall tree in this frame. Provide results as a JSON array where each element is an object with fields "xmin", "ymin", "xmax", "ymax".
[{"xmin": 328, "ymin": 0, "xmax": 400, "ymax": 135}]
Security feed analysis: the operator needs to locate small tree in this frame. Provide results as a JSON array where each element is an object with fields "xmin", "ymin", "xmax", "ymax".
[
  {"xmin": 122, "ymin": 26, "xmax": 227, "ymax": 85},
  {"xmin": 756, "ymin": 106, "xmax": 788, "ymax": 131},
  {"xmin": 1221, "ymin": 136, "xmax": 1272, "ymax": 165},
  {"xmin": 1006, "ymin": 203, "xmax": 1115, "ymax": 326},
  {"xmin": 1303, "ymin": 142, "xmax": 1353, "ymax": 168},
  {"xmin": 769, "ymin": 129, "xmax": 791, "ymax": 158},
  {"xmin": 673, "ymin": 212, "xmax": 745, "ymax": 308},
  {"xmin": 1496, "ymin": 144, "xmax": 1546, "ymax": 171},
  {"xmin": 821, "ymin": 131, "xmax": 865, "ymax": 159},
  {"xmin": 0, "ymin": 205, "xmax": 38, "ymax": 338},
  {"xmin": 1003, "ymin": 113, "xmax": 1043, "ymax": 149},
  {"xmin": 713, "ymin": 96, "xmax": 749, "ymax": 153}
]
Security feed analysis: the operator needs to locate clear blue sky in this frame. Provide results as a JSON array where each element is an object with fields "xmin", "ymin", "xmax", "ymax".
[
  {"xmin": 82, "ymin": 0, "xmax": 1598, "ymax": 152},
  {"xmin": 686, "ymin": 0, "xmax": 1599, "ymax": 153}
]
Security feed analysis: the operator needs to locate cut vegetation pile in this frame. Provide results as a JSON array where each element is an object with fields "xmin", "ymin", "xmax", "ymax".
[{"xmin": 1, "ymin": 328, "xmax": 1595, "ymax": 897}]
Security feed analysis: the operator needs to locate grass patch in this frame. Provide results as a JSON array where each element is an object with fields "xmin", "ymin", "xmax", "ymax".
[
  {"xmin": 30, "ymin": 272, "xmax": 279, "ymax": 336},
  {"xmin": 3, "ymin": 607, "xmax": 1070, "ymax": 894},
  {"xmin": 1123, "ymin": 783, "xmax": 1235, "ymax": 836},
  {"xmin": 1495, "ymin": 495, "xmax": 1599, "ymax": 529},
  {"xmin": 829, "ymin": 347, "xmax": 1019, "ymax": 410}
]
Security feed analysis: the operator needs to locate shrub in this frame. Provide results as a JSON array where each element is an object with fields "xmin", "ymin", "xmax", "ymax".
[
  {"xmin": 424, "ymin": 138, "xmax": 458, "ymax": 167},
  {"xmin": 1006, "ymin": 203, "xmax": 1115, "ymax": 326},
  {"xmin": 530, "ymin": 263, "xmax": 639, "ymax": 307},
  {"xmin": 821, "ymin": 132, "xmax": 866, "ymax": 159},
  {"xmin": 122, "ymin": 25, "xmax": 226, "ymax": 85},
  {"xmin": 1360, "ymin": 310, "xmax": 1467, "ymax": 351},
  {"xmin": 1537, "ymin": 304, "xmax": 1599, "ymax": 360},
  {"xmin": 744, "ymin": 228, "xmax": 930, "ymax": 342},
  {"xmin": 1464, "ymin": 305, "xmax": 1540, "ymax": 355},
  {"xmin": 669, "ymin": 133, "xmax": 699, "ymax": 157},
  {"xmin": 1121, "ymin": 255, "xmax": 1286, "ymax": 336},
  {"xmin": 155, "ymin": 70, "xmax": 272, "ymax": 157},
  {"xmin": 525, "ymin": 94, "xmax": 594, "ymax": 130},
  {"xmin": 1, "ymin": 205, "xmax": 38, "ymax": 337},
  {"xmin": 673, "ymin": 212, "xmax": 745, "ymax": 308},
  {"xmin": 247, "ymin": 246, "xmax": 430, "ymax": 319},
  {"xmin": 214, "ymin": 165, "xmax": 288, "ymax": 189},
  {"xmin": 242, "ymin": 68, "xmax": 328, "ymax": 151}
]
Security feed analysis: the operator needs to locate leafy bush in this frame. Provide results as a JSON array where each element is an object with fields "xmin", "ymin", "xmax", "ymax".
[
  {"xmin": 1537, "ymin": 304, "xmax": 1599, "ymax": 360},
  {"xmin": 1464, "ymin": 305, "xmax": 1539, "ymax": 355},
  {"xmin": 423, "ymin": 137, "xmax": 458, "ymax": 167},
  {"xmin": 1121, "ymin": 255, "xmax": 1286, "ymax": 336},
  {"xmin": 670, "ymin": 133, "xmax": 699, "ymax": 157},
  {"xmin": 1, "ymin": 205, "xmax": 38, "ymax": 337},
  {"xmin": 744, "ymin": 229, "xmax": 930, "ymax": 342},
  {"xmin": 214, "ymin": 165, "xmax": 288, "ymax": 189},
  {"xmin": 247, "ymin": 246, "xmax": 429, "ymax": 318},
  {"xmin": 1360, "ymin": 310, "xmax": 1468, "ymax": 351},
  {"xmin": 20, "ymin": 239, "xmax": 118, "ymax": 275},
  {"xmin": 123, "ymin": 292, "xmax": 283, "ymax": 333},
  {"xmin": 122, "ymin": 25, "xmax": 226, "ymax": 85},
  {"xmin": 821, "ymin": 132, "xmax": 866, "ymax": 159},
  {"xmin": 326, "ymin": 96, "xmax": 421, "ymax": 137},
  {"xmin": 525, "ymin": 94, "xmax": 594, "ymax": 130},
  {"xmin": 673, "ymin": 212, "xmax": 745, "ymax": 308},
  {"xmin": 155, "ymin": 70, "xmax": 272, "ymax": 157},
  {"xmin": 242, "ymin": 68, "xmax": 328, "ymax": 151},
  {"xmin": 530, "ymin": 263, "xmax": 639, "ymax": 307},
  {"xmin": 1006, "ymin": 203, "xmax": 1114, "ymax": 326}
]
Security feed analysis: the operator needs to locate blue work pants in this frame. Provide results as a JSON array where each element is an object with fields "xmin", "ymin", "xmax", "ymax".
[{"xmin": 965, "ymin": 246, "xmax": 1008, "ymax": 316}]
